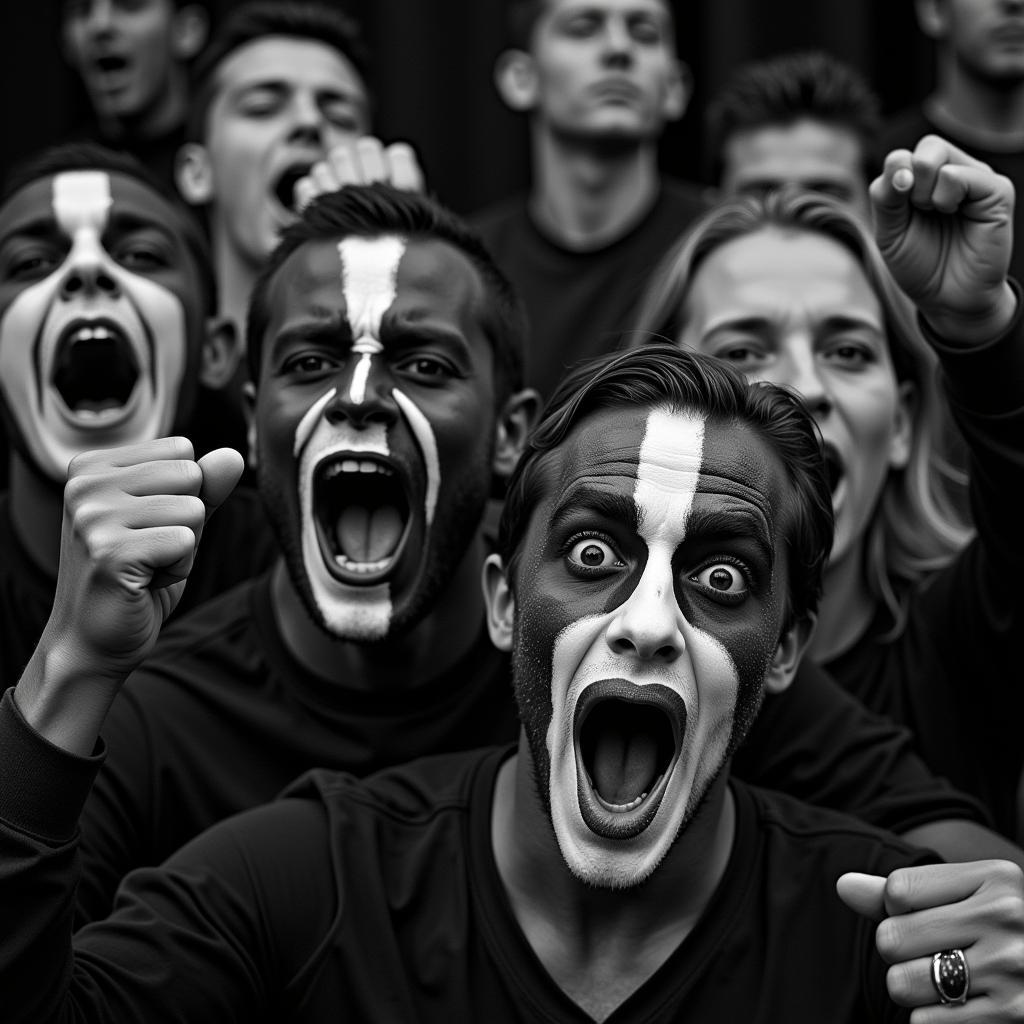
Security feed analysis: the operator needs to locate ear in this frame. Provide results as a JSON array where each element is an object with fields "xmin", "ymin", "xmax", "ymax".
[
  {"xmin": 494, "ymin": 49, "xmax": 540, "ymax": 112},
  {"xmin": 482, "ymin": 553, "xmax": 516, "ymax": 652},
  {"xmin": 915, "ymin": 0, "xmax": 948, "ymax": 39},
  {"xmin": 888, "ymin": 380, "xmax": 915, "ymax": 472},
  {"xmin": 662, "ymin": 59, "xmax": 691, "ymax": 123},
  {"xmin": 763, "ymin": 613, "xmax": 815, "ymax": 695},
  {"xmin": 199, "ymin": 317, "xmax": 241, "ymax": 390},
  {"xmin": 491, "ymin": 387, "xmax": 541, "ymax": 482},
  {"xmin": 176, "ymin": 143, "xmax": 215, "ymax": 206},
  {"xmin": 170, "ymin": 5, "xmax": 209, "ymax": 61},
  {"xmin": 242, "ymin": 380, "xmax": 259, "ymax": 472}
]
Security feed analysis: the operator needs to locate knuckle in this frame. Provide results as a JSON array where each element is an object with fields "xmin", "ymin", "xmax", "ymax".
[
  {"xmin": 876, "ymin": 917, "xmax": 905, "ymax": 960},
  {"xmin": 884, "ymin": 867, "xmax": 918, "ymax": 910}
]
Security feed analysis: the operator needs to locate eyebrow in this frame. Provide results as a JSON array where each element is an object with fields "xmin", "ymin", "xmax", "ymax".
[
  {"xmin": 0, "ymin": 209, "xmax": 176, "ymax": 242},
  {"xmin": 549, "ymin": 483, "xmax": 639, "ymax": 535},
  {"xmin": 683, "ymin": 505, "xmax": 775, "ymax": 568},
  {"xmin": 701, "ymin": 312, "xmax": 884, "ymax": 337}
]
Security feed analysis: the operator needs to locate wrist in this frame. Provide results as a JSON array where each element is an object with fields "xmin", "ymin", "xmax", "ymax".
[
  {"xmin": 13, "ymin": 631, "xmax": 123, "ymax": 756},
  {"xmin": 920, "ymin": 282, "xmax": 1018, "ymax": 346}
]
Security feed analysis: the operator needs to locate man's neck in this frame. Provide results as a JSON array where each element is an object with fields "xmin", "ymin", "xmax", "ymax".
[
  {"xmin": 528, "ymin": 130, "xmax": 662, "ymax": 251},
  {"xmin": 8, "ymin": 452, "xmax": 64, "ymax": 578},
  {"xmin": 929, "ymin": 59, "xmax": 1024, "ymax": 147},
  {"xmin": 492, "ymin": 739, "xmax": 735, "ymax": 1021},
  {"xmin": 214, "ymin": 242, "xmax": 261, "ymax": 349},
  {"xmin": 270, "ymin": 531, "xmax": 488, "ymax": 689}
]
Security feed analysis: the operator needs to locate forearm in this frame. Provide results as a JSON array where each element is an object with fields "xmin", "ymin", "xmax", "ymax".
[{"xmin": 0, "ymin": 689, "xmax": 102, "ymax": 1023}]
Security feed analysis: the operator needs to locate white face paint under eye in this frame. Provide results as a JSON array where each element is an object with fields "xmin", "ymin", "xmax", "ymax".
[
  {"xmin": 338, "ymin": 235, "xmax": 405, "ymax": 404},
  {"xmin": 542, "ymin": 407, "xmax": 742, "ymax": 890},
  {"xmin": 0, "ymin": 171, "xmax": 188, "ymax": 482}
]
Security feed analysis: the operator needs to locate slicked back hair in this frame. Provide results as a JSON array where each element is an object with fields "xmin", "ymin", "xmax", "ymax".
[
  {"xmin": 498, "ymin": 343, "xmax": 834, "ymax": 630},
  {"xmin": 185, "ymin": 0, "xmax": 371, "ymax": 144},
  {"xmin": 246, "ymin": 183, "xmax": 527, "ymax": 405}
]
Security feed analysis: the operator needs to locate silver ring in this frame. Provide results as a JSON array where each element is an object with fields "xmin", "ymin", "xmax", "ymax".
[{"xmin": 932, "ymin": 948, "xmax": 970, "ymax": 1006}]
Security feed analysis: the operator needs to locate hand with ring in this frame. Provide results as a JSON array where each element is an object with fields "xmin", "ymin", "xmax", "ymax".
[{"xmin": 838, "ymin": 859, "xmax": 1024, "ymax": 1020}]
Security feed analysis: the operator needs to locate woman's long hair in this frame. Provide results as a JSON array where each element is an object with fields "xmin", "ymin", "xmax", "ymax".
[{"xmin": 630, "ymin": 188, "xmax": 973, "ymax": 634}]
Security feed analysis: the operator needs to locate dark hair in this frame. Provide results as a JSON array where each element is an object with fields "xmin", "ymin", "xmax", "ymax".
[
  {"xmin": 0, "ymin": 141, "xmax": 216, "ymax": 316},
  {"xmin": 497, "ymin": 343, "xmax": 833, "ymax": 628},
  {"xmin": 705, "ymin": 50, "xmax": 881, "ymax": 184},
  {"xmin": 246, "ymin": 183, "xmax": 527, "ymax": 403},
  {"xmin": 186, "ymin": 0, "xmax": 371, "ymax": 143}
]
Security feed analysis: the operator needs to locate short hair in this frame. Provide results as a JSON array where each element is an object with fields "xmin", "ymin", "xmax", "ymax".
[
  {"xmin": 497, "ymin": 343, "xmax": 834, "ymax": 630},
  {"xmin": 185, "ymin": 1, "xmax": 371, "ymax": 143},
  {"xmin": 0, "ymin": 141, "xmax": 216, "ymax": 316},
  {"xmin": 246, "ymin": 183, "xmax": 527, "ymax": 404},
  {"xmin": 630, "ymin": 188, "xmax": 973, "ymax": 632},
  {"xmin": 705, "ymin": 50, "xmax": 881, "ymax": 185}
]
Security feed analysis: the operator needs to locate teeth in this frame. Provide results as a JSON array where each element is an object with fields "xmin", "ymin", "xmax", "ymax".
[
  {"xmin": 333, "ymin": 553, "xmax": 391, "ymax": 573},
  {"xmin": 594, "ymin": 790, "xmax": 648, "ymax": 813},
  {"xmin": 323, "ymin": 459, "xmax": 393, "ymax": 479},
  {"xmin": 70, "ymin": 325, "xmax": 114, "ymax": 343}
]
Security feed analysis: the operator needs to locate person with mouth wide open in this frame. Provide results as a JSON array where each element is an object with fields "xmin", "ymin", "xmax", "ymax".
[
  {"xmin": 0, "ymin": 142, "xmax": 277, "ymax": 690},
  {"xmin": 632, "ymin": 137, "xmax": 1024, "ymax": 840},
  {"xmin": 5, "ymin": 341, "xmax": 1024, "ymax": 1021}
]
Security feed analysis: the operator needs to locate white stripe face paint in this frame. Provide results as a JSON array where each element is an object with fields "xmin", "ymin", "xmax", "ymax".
[
  {"xmin": 545, "ymin": 407, "xmax": 742, "ymax": 889},
  {"xmin": 295, "ymin": 385, "xmax": 392, "ymax": 639},
  {"xmin": 338, "ymin": 235, "xmax": 404, "ymax": 404},
  {"xmin": 392, "ymin": 388, "xmax": 439, "ymax": 528},
  {"xmin": 0, "ymin": 171, "xmax": 188, "ymax": 482}
]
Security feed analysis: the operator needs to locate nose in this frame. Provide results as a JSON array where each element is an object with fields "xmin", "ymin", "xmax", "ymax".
[
  {"xmin": 323, "ymin": 350, "xmax": 400, "ymax": 430},
  {"xmin": 605, "ymin": 546, "xmax": 686, "ymax": 665},
  {"xmin": 82, "ymin": 0, "xmax": 115, "ymax": 33},
  {"xmin": 599, "ymin": 16, "xmax": 636, "ymax": 66},
  {"xmin": 286, "ymin": 89, "xmax": 328, "ymax": 147},
  {"xmin": 779, "ymin": 341, "xmax": 832, "ymax": 419},
  {"xmin": 58, "ymin": 233, "xmax": 120, "ymax": 302}
]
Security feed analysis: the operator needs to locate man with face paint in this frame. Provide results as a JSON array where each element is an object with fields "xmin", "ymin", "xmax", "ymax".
[
  {"xmin": 1, "ymin": 184, "xmax": 1016, "ymax": 933},
  {"xmin": 0, "ymin": 142, "xmax": 277, "ymax": 689},
  {"xmin": 174, "ymin": 0, "xmax": 423, "ymax": 469},
  {"xmin": 6, "ymin": 343, "xmax": 1024, "ymax": 1022}
]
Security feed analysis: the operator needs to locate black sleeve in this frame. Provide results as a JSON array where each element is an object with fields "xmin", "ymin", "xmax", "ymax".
[
  {"xmin": 1, "ymin": 684, "xmax": 334, "ymax": 1023},
  {"xmin": 733, "ymin": 661, "xmax": 990, "ymax": 833}
]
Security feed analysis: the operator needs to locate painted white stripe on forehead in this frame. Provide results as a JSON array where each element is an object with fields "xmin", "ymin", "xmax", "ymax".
[
  {"xmin": 635, "ymin": 407, "xmax": 705, "ymax": 543},
  {"xmin": 338, "ymin": 235, "xmax": 406, "ymax": 404},
  {"xmin": 52, "ymin": 171, "xmax": 112, "ymax": 235}
]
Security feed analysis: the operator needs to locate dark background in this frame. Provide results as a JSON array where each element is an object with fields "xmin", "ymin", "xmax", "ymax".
[{"xmin": 1, "ymin": 0, "xmax": 934, "ymax": 216}]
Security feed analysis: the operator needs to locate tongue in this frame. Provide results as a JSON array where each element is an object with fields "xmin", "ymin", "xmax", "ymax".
[
  {"xmin": 591, "ymin": 731, "xmax": 658, "ymax": 806},
  {"xmin": 335, "ymin": 504, "xmax": 403, "ymax": 563}
]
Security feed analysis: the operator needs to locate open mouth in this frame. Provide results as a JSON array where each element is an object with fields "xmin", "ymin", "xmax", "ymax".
[
  {"xmin": 51, "ymin": 321, "xmax": 140, "ymax": 422},
  {"xmin": 574, "ymin": 679, "xmax": 685, "ymax": 841},
  {"xmin": 821, "ymin": 441, "xmax": 844, "ymax": 496},
  {"xmin": 313, "ymin": 454, "xmax": 412, "ymax": 583},
  {"xmin": 95, "ymin": 54, "xmax": 128, "ymax": 73},
  {"xmin": 272, "ymin": 162, "xmax": 315, "ymax": 213}
]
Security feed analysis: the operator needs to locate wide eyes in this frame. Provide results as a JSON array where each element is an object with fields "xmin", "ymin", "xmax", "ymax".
[
  {"xmin": 692, "ymin": 562, "xmax": 748, "ymax": 600},
  {"xmin": 566, "ymin": 536, "xmax": 623, "ymax": 575}
]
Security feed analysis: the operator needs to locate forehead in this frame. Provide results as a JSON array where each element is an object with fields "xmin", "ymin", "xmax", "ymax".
[
  {"xmin": 0, "ymin": 170, "xmax": 191, "ymax": 241},
  {"xmin": 685, "ymin": 227, "xmax": 882, "ymax": 330},
  {"xmin": 261, "ymin": 234, "xmax": 492, "ymax": 346},
  {"xmin": 724, "ymin": 120, "xmax": 864, "ymax": 182},
  {"xmin": 212, "ymin": 35, "xmax": 366, "ymax": 98},
  {"xmin": 537, "ymin": 0, "xmax": 674, "ymax": 28},
  {"xmin": 535, "ymin": 404, "xmax": 786, "ymax": 537}
]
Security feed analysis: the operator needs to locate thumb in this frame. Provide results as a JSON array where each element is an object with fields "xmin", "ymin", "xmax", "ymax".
[
  {"xmin": 837, "ymin": 872, "xmax": 888, "ymax": 922},
  {"xmin": 197, "ymin": 447, "xmax": 245, "ymax": 518}
]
